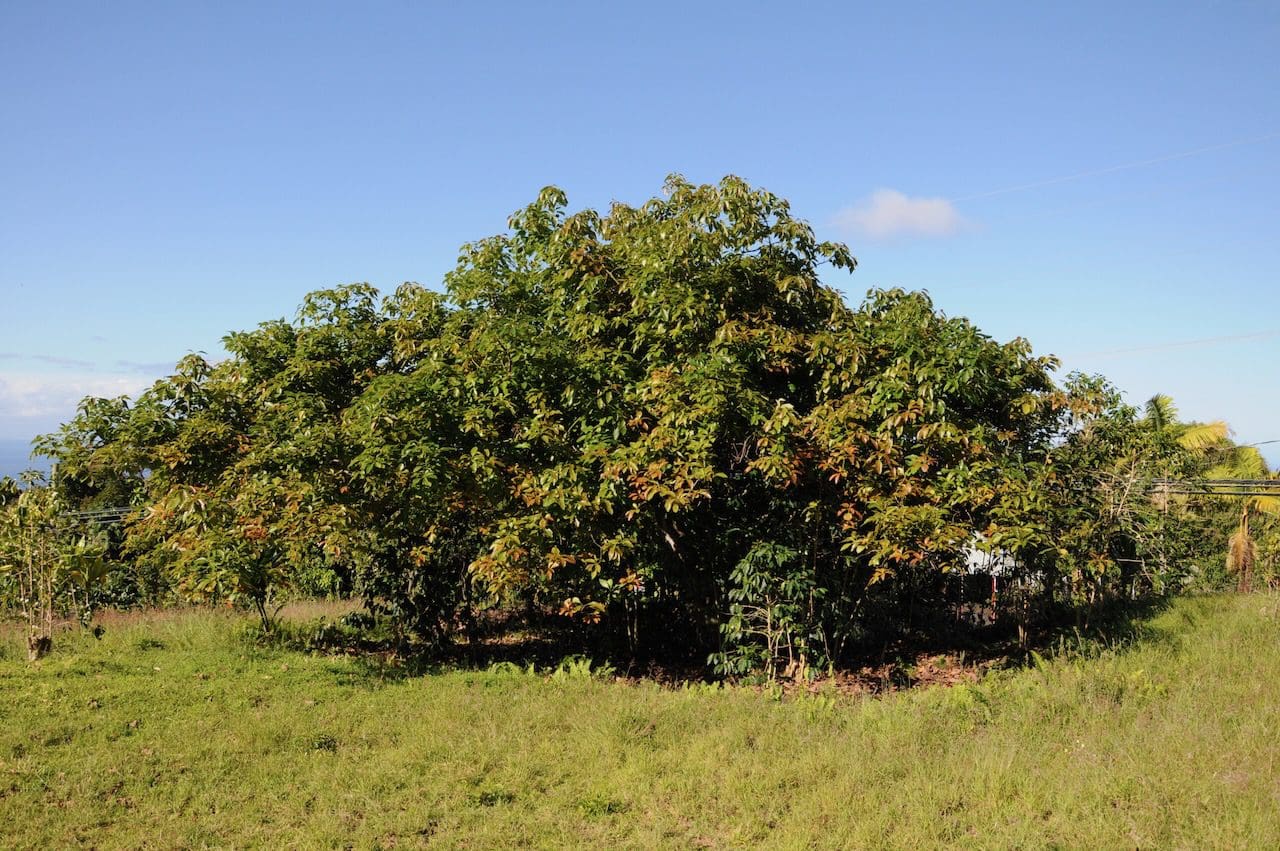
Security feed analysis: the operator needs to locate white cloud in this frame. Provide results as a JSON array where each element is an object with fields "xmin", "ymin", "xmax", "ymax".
[
  {"xmin": 833, "ymin": 189, "xmax": 969, "ymax": 240},
  {"xmin": 0, "ymin": 371, "xmax": 152, "ymax": 429}
]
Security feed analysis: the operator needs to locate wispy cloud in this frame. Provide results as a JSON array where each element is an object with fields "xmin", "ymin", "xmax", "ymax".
[
  {"xmin": 0, "ymin": 352, "xmax": 97, "ymax": 369},
  {"xmin": 0, "ymin": 352, "xmax": 177, "ymax": 375},
  {"xmin": 116, "ymin": 359, "xmax": 177, "ymax": 374},
  {"xmin": 833, "ymin": 189, "xmax": 969, "ymax": 240}
]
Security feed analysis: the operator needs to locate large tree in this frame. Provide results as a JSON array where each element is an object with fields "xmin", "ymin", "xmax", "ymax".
[
  {"xmin": 336, "ymin": 176, "xmax": 1067, "ymax": 670},
  {"xmin": 42, "ymin": 175, "xmax": 1212, "ymax": 674}
]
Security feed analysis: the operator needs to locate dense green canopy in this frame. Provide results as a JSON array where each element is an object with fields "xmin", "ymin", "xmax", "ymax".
[{"xmin": 24, "ymin": 176, "xmax": 1272, "ymax": 674}]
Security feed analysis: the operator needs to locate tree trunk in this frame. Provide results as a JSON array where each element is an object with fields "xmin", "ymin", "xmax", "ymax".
[
  {"xmin": 27, "ymin": 634, "xmax": 52, "ymax": 661},
  {"xmin": 255, "ymin": 595, "xmax": 272, "ymax": 633}
]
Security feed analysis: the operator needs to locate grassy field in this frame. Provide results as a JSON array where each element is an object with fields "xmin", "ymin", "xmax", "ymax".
[{"xmin": 2, "ymin": 595, "xmax": 1279, "ymax": 849}]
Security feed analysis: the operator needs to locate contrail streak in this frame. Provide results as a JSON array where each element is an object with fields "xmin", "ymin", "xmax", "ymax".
[
  {"xmin": 1069, "ymin": 329, "xmax": 1280, "ymax": 359},
  {"xmin": 951, "ymin": 132, "xmax": 1280, "ymax": 202}
]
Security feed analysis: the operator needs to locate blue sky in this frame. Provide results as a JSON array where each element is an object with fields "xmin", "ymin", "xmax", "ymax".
[{"xmin": 2, "ymin": 1, "xmax": 1278, "ymax": 464}]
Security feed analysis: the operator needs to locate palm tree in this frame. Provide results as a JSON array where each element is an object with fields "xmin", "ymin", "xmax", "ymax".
[
  {"xmin": 1142, "ymin": 394, "xmax": 1229, "ymax": 451},
  {"xmin": 1141, "ymin": 395, "xmax": 1227, "ymax": 515},
  {"xmin": 1205, "ymin": 444, "xmax": 1280, "ymax": 593},
  {"xmin": 1140, "ymin": 395, "xmax": 1280, "ymax": 590}
]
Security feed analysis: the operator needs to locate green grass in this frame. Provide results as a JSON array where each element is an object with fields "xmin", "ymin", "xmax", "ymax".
[{"xmin": 3, "ymin": 595, "xmax": 1280, "ymax": 848}]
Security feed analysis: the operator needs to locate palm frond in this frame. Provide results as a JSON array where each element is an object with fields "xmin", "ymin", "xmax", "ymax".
[
  {"xmin": 1176, "ymin": 420, "xmax": 1229, "ymax": 452},
  {"xmin": 1144, "ymin": 394, "xmax": 1177, "ymax": 432},
  {"xmin": 1250, "ymin": 494, "xmax": 1280, "ymax": 517},
  {"xmin": 1205, "ymin": 446, "xmax": 1269, "ymax": 482},
  {"xmin": 1232, "ymin": 446, "xmax": 1269, "ymax": 479}
]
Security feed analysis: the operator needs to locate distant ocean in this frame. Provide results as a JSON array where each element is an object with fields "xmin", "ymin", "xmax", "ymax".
[{"xmin": 0, "ymin": 439, "xmax": 50, "ymax": 482}]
